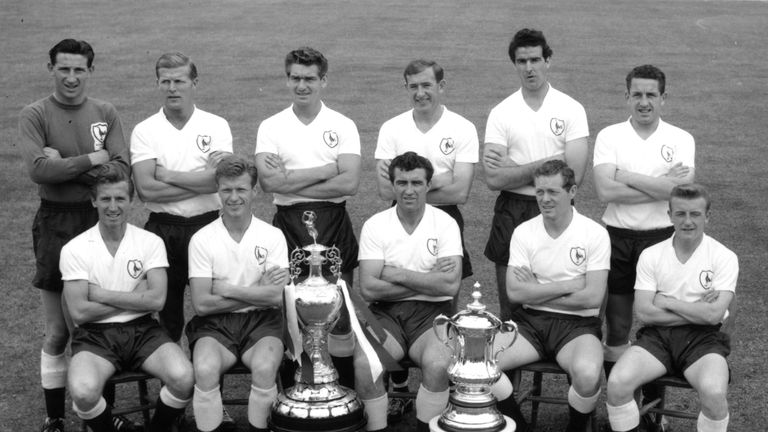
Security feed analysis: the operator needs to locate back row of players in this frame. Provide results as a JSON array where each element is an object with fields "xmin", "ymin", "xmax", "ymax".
[{"xmin": 19, "ymin": 28, "xmax": 736, "ymax": 432}]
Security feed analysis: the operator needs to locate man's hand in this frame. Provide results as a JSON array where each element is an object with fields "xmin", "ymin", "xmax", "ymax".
[
  {"xmin": 207, "ymin": 150, "xmax": 229, "ymax": 169},
  {"xmin": 662, "ymin": 162, "xmax": 691, "ymax": 179},
  {"xmin": 43, "ymin": 147, "xmax": 62, "ymax": 159},
  {"xmin": 697, "ymin": 290, "xmax": 720, "ymax": 304},
  {"xmin": 483, "ymin": 146, "xmax": 513, "ymax": 170},
  {"xmin": 87, "ymin": 149, "xmax": 110, "ymax": 166},
  {"xmin": 431, "ymin": 257, "xmax": 457, "ymax": 274},
  {"xmin": 378, "ymin": 159, "xmax": 391, "ymax": 181},
  {"xmin": 263, "ymin": 153, "xmax": 286, "ymax": 172},
  {"xmin": 430, "ymin": 171, "xmax": 453, "ymax": 190},
  {"xmin": 510, "ymin": 266, "xmax": 537, "ymax": 283},
  {"xmin": 260, "ymin": 266, "xmax": 289, "ymax": 286}
]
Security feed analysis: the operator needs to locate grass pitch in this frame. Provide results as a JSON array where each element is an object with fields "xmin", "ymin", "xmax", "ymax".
[{"xmin": 1, "ymin": 0, "xmax": 766, "ymax": 430}]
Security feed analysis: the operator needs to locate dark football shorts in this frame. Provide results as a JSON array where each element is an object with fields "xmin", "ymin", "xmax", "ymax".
[
  {"xmin": 483, "ymin": 191, "xmax": 540, "ymax": 266},
  {"xmin": 32, "ymin": 199, "xmax": 98, "ymax": 292},
  {"xmin": 634, "ymin": 324, "xmax": 731, "ymax": 378},
  {"xmin": 185, "ymin": 308, "xmax": 284, "ymax": 357},
  {"xmin": 71, "ymin": 315, "xmax": 171, "ymax": 372},
  {"xmin": 606, "ymin": 226, "xmax": 674, "ymax": 295},
  {"xmin": 512, "ymin": 307, "xmax": 603, "ymax": 361},
  {"xmin": 435, "ymin": 204, "xmax": 473, "ymax": 279},
  {"xmin": 145, "ymin": 210, "xmax": 219, "ymax": 340},
  {"xmin": 370, "ymin": 300, "xmax": 452, "ymax": 355},
  {"xmin": 274, "ymin": 201, "xmax": 358, "ymax": 276}
]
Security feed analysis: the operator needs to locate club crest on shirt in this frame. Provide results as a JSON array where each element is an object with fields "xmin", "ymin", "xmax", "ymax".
[
  {"xmin": 699, "ymin": 270, "xmax": 714, "ymax": 290},
  {"xmin": 91, "ymin": 122, "xmax": 108, "ymax": 151},
  {"xmin": 255, "ymin": 246, "xmax": 268, "ymax": 265},
  {"xmin": 569, "ymin": 247, "xmax": 586, "ymax": 266},
  {"xmin": 660, "ymin": 145, "xmax": 674, "ymax": 163},
  {"xmin": 550, "ymin": 118, "xmax": 565, "ymax": 136},
  {"xmin": 127, "ymin": 259, "xmax": 143, "ymax": 279},
  {"xmin": 323, "ymin": 130, "xmax": 339, "ymax": 148},
  {"xmin": 196, "ymin": 135, "xmax": 212, "ymax": 153},
  {"xmin": 426, "ymin": 238, "xmax": 438, "ymax": 256},
  {"xmin": 439, "ymin": 137, "xmax": 455, "ymax": 155}
]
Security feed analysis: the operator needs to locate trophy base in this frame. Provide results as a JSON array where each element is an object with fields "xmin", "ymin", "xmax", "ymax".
[
  {"xmin": 269, "ymin": 385, "xmax": 366, "ymax": 432},
  {"xmin": 430, "ymin": 415, "xmax": 515, "ymax": 432}
]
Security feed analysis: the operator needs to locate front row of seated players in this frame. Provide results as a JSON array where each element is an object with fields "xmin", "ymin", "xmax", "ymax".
[{"xmin": 354, "ymin": 152, "xmax": 463, "ymax": 432}]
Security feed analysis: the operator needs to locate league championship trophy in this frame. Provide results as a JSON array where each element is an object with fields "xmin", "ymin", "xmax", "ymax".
[
  {"xmin": 431, "ymin": 284, "xmax": 519, "ymax": 432},
  {"xmin": 270, "ymin": 211, "xmax": 366, "ymax": 432}
]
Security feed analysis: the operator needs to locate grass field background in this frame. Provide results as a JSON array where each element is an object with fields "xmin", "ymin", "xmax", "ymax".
[{"xmin": 1, "ymin": 0, "xmax": 766, "ymax": 430}]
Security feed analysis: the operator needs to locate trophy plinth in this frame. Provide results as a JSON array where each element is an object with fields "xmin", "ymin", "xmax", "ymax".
[
  {"xmin": 269, "ymin": 211, "xmax": 366, "ymax": 432},
  {"xmin": 432, "ymin": 285, "xmax": 519, "ymax": 432}
]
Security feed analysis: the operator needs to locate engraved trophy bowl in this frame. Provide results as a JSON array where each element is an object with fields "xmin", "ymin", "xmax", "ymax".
[
  {"xmin": 270, "ymin": 211, "xmax": 366, "ymax": 432},
  {"xmin": 431, "ymin": 284, "xmax": 519, "ymax": 432}
]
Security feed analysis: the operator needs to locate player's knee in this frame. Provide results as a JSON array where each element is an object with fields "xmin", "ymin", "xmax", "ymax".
[
  {"xmin": 68, "ymin": 376, "xmax": 102, "ymax": 407},
  {"xmin": 606, "ymin": 368, "xmax": 635, "ymax": 402},
  {"xmin": 571, "ymin": 360, "xmax": 602, "ymax": 391},
  {"xmin": 43, "ymin": 328, "xmax": 69, "ymax": 352},
  {"xmin": 250, "ymin": 356, "xmax": 281, "ymax": 386},
  {"xmin": 698, "ymin": 379, "xmax": 728, "ymax": 408},
  {"xmin": 166, "ymin": 361, "xmax": 195, "ymax": 394}
]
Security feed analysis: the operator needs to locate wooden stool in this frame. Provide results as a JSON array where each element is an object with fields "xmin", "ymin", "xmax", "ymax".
[{"xmin": 79, "ymin": 370, "xmax": 156, "ymax": 431}]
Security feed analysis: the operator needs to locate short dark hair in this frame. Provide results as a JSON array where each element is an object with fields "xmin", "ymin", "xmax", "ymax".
[
  {"xmin": 155, "ymin": 52, "xmax": 198, "ymax": 80},
  {"xmin": 626, "ymin": 64, "xmax": 666, "ymax": 95},
  {"xmin": 670, "ymin": 183, "xmax": 711, "ymax": 211},
  {"xmin": 285, "ymin": 47, "xmax": 328, "ymax": 77},
  {"xmin": 215, "ymin": 154, "xmax": 258, "ymax": 187},
  {"xmin": 90, "ymin": 164, "xmax": 134, "ymax": 199},
  {"xmin": 508, "ymin": 28, "xmax": 552, "ymax": 62},
  {"xmin": 49, "ymin": 39, "xmax": 95, "ymax": 68},
  {"xmin": 533, "ymin": 159, "xmax": 576, "ymax": 190},
  {"xmin": 403, "ymin": 59, "xmax": 444, "ymax": 83},
  {"xmin": 389, "ymin": 151, "xmax": 434, "ymax": 183}
]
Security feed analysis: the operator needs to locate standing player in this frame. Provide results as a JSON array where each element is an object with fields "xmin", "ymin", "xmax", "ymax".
[
  {"xmin": 491, "ymin": 160, "xmax": 609, "ymax": 432},
  {"xmin": 186, "ymin": 155, "xmax": 289, "ymax": 432},
  {"xmin": 375, "ymin": 58, "xmax": 478, "ymax": 280},
  {"xmin": 131, "ymin": 52, "xmax": 233, "ymax": 342},
  {"xmin": 593, "ymin": 65, "xmax": 695, "ymax": 377},
  {"xmin": 482, "ymin": 28, "xmax": 589, "ymax": 322},
  {"xmin": 606, "ymin": 184, "xmax": 736, "ymax": 432},
  {"xmin": 62, "ymin": 165, "xmax": 194, "ymax": 432},
  {"xmin": 255, "ymin": 47, "xmax": 361, "ymax": 386},
  {"xmin": 18, "ymin": 39, "xmax": 130, "ymax": 431},
  {"xmin": 354, "ymin": 152, "xmax": 462, "ymax": 432}
]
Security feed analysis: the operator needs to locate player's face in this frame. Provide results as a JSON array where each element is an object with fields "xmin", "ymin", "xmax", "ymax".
[
  {"xmin": 393, "ymin": 168, "xmax": 430, "ymax": 213},
  {"xmin": 93, "ymin": 181, "xmax": 132, "ymax": 229},
  {"xmin": 534, "ymin": 174, "xmax": 575, "ymax": 221},
  {"xmin": 218, "ymin": 173, "xmax": 256, "ymax": 219},
  {"xmin": 287, "ymin": 64, "xmax": 326, "ymax": 109},
  {"xmin": 48, "ymin": 53, "xmax": 93, "ymax": 105},
  {"xmin": 668, "ymin": 197, "xmax": 709, "ymax": 243},
  {"xmin": 626, "ymin": 78, "xmax": 665, "ymax": 128},
  {"xmin": 512, "ymin": 46, "xmax": 549, "ymax": 92},
  {"xmin": 157, "ymin": 66, "xmax": 197, "ymax": 113},
  {"xmin": 405, "ymin": 67, "xmax": 444, "ymax": 115}
]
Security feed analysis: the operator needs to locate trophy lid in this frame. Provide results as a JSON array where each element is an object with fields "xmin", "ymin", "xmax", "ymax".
[{"xmin": 450, "ymin": 283, "xmax": 503, "ymax": 330}]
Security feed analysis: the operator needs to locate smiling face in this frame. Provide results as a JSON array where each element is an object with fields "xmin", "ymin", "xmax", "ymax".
[
  {"xmin": 93, "ymin": 181, "xmax": 132, "ymax": 230},
  {"xmin": 669, "ymin": 196, "xmax": 709, "ymax": 244},
  {"xmin": 157, "ymin": 65, "xmax": 197, "ymax": 114},
  {"xmin": 627, "ymin": 77, "xmax": 665, "ymax": 129},
  {"xmin": 512, "ymin": 45, "xmax": 550, "ymax": 92},
  {"xmin": 405, "ymin": 67, "xmax": 444, "ymax": 116},
  {"xmin": 218, "ymin": 173, "xmax": 256, "ymax": 220},
  {"xmin": 393, "ymin": 167, "xmax": 430, "ymax": 214},
  {"xmin": 287, "ymin": 63, "xmax": 326, "ymax": 110},
  {"xmin": 48, "ymin": 53, "xmax": 93, "ymax": 105},
  {"xmin": 534, "ymin": 173, "xmax": 575, "ymax": 223}
]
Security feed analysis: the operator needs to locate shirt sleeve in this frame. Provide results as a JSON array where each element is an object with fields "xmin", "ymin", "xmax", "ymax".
[
  {"xmin": 213, "ymin": 118, "xmax": 234, "ymax": 153},
  {"xmin": 565, "ymin": 101, "xmax": 589, "ymax": 141},
  {"xmin": 374, "ymin": 120, "xmax": 397, "ymax": 160},
  {"xmin": 676, "ymin": 130, "xmax": 696, "ymax": 168},
  {"xmin": 268, "ymin": 230, "xmax": 290, "ymax": 269},
  {"xmin": 255, "ymin": 118, "xmax": 278, "ymax": 155},
  {"xmin": 59, "ymin": 242, "xmax": 90, "ymax": 281},
  {"xmin": 455, "ymin": 118, "xmax": 480, "ymax": 164},
  {"xmin": 436, "ymin": 214, "xmax": 463, "ymax": 258},
  {"xmin": 338, "ymin": 117, "xmax": 361, "ymax": 156},
  {"xmin": 143, "ymin": 234, "xmax": 169, "ymax": 271},
  {"xmin": 592, "ymin": 128, "xmax": 616, "ymax": 167},
  {"xmin": 483, "ymin": 106, "xmax": 508, "ymax": 146},
  {"xmin": 507, "ymin": 228, "xmax": 529, "ymax": 268},
  {"xmin": 587, "ymin": 224, "xmax": 611, "ymax": 271},
  {"xmin": 129, "ymin": 121, "xmax": 158, "ymax": 165},
  {"xmin": 634, "ymin": 249, "xmax": 658, "ymax": 292},
  {"xmin": 188, "ymin": 230, "xmax": 214, "ymax": 279},
  {"xmin": 713, "ymin": 249, "xmax": 738, "ymax": 293},
  {"xmin": 358, "ymin": 219, "xmax": 384, "ymax": 261}
]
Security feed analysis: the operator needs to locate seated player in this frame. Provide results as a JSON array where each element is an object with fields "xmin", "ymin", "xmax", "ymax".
[
  {"xmin": 491, "ymin": 160, "xmax": 610, "ymax": 432},
  {"xmin": 353, "ymin": 152, "xmax": 463, "ymax": 432},
  {"xmin": 62, "ymin": 165, "xmax": 193, "ymax": 432},
  {"xmin": 186, "ymin": 155, "xmax": 289, "ymax": 432},
  {"xmin": 606, "ymin": 184, "xmax": 737, "ymax": 432}
]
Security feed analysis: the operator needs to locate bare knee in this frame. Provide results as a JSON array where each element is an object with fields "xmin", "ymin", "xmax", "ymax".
[
  {"xmin": 166, "ymin": 361, "xmax": 194, "ymax": 395},
  {"xmin": 698, "ymin": 380, "xmax": 729, "ymax": 417},
  {"xmin": 571, "ymin": 360, "xmax": 602, "ymax": 393},
  {"xmin": 607, "ymin": 368, "xmax": 637, "ymax": 404},
  {"xmin": 69, "ymin": 375, "xmax": 103, "ymax": 409},
  {"xmin": 250, "ymin": 356, "xmax": 281, "ymax": 388}
]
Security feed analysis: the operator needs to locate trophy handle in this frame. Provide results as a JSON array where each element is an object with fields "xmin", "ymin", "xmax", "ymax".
[
  {"xmin": 493, "ymin": 320, "xmax": 519, "ymax": 362},
  {"xmin": 432, "ymin": 314, "xmax": 454, "ymax": 349}
]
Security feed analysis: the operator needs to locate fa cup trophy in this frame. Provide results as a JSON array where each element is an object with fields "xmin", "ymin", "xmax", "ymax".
[
  {"xmin": 431, "ymin": 284, "xmax": 519, "ymax": 432},
  {"xmin": 270, "ymin": 211, "xmax": 366, "ymax": 432}
]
